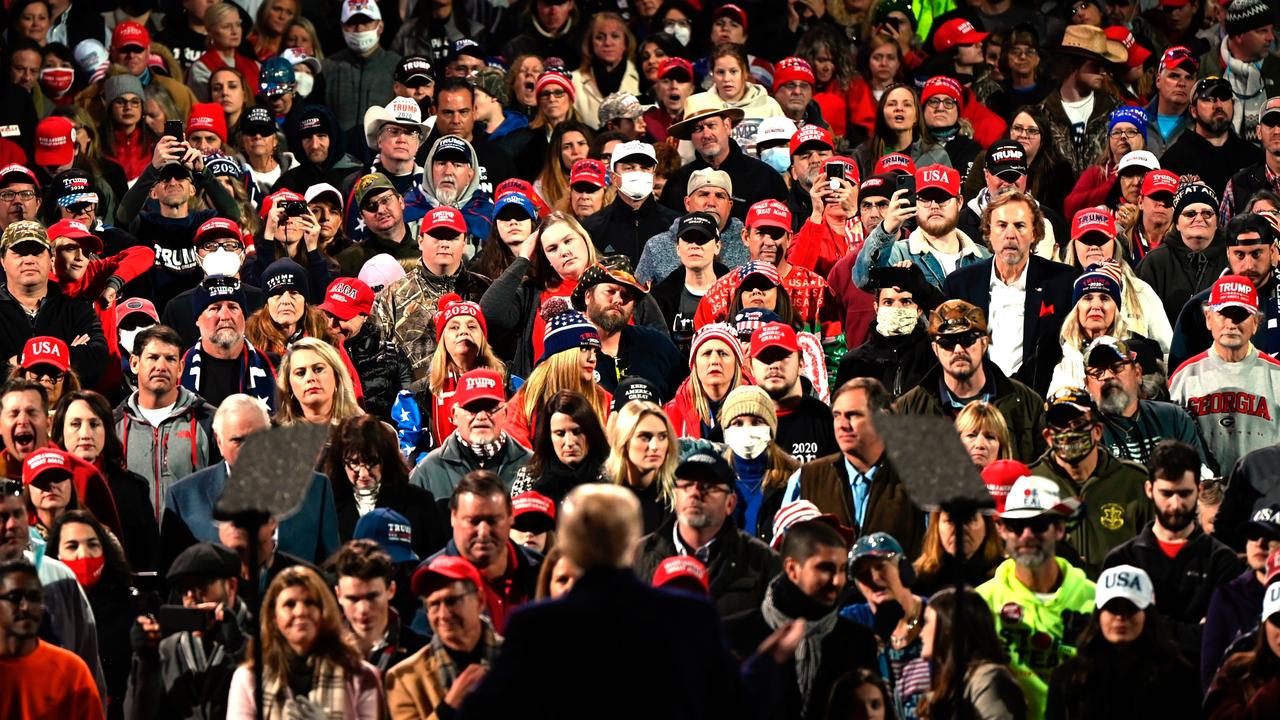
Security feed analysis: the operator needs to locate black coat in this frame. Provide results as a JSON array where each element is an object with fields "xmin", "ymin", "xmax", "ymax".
[
  {"xmin": 343, "ymin": 318, "xmax": 413, "ymax": 420},
  {"xmin": 102, "ymin": 463, "xmax": 161, "ymax": 573},
  {"xmin": 594, "ymin": 324, "xmax": 686, "ymax": 403},
  {"xmin": 332, "ymin": 478, "xmax": 448, "ymax": 560},
  {"xmin": 650, "ymin": 263, "xmax": 729, "ymax": 355},
  {"xmin": 0, "ymin": 282, "xmax": 108, "ymax": 385},
  {"xmin": 1136, "ymin": 230, "xmax": 1229, "ymax": 329},
  {"xmin": 658, "ymin": 140, "xmax": 789, "ymax": 222},
  {"xmin": 942, "ymin": 255, "xmax": 1076, "ymax": 396},
  {"xmin": 835, "ymin": 324, "xmax": 937, "ymax": 397},
  {"xmin": 160, "ymin": 282, "xmax": 267, "ymax": 351},
  {"xmin": 458, "ymin": 567, "xmax": 752, "ymax": 720},
  {"xmin": 581, "ymin": 196, "xmax": 680, "ymax": 268},
  {"xmin": 1159, "ymin": 128, "xmax": 1260, "ymax": 197}
]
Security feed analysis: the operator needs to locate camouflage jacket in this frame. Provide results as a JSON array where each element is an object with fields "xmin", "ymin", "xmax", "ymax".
[{"xmin": 373, "ymin": 265, "xmax": 491, "ymax": 388}]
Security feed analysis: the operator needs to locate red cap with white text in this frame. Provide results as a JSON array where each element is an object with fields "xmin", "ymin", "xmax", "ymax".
[
  {"xmin": 318, "ymin": 277, "xmax": 374, "ymax": 321},
  {"xmin": 1209, "ymin": 274, "xmax": 1259, "ymax": 313}
]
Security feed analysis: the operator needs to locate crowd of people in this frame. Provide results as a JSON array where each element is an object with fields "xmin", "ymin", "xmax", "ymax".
[{"xmin": 4, "ymin": 0, "xmax": 1280, "ymax": 717}]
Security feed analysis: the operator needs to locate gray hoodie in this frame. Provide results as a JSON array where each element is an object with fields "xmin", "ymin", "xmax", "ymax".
[{"xmin": 114, "ymin": 387, "xmax": 219, "ymax": 524}]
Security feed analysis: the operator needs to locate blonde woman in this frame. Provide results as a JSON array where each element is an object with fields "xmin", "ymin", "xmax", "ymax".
[
  {"xmin": 226, "ymin": 566, "xmax": 381, "ymax": 719},
  {"xmin": 664, "ymin": 323, "xmax": 748, "ymax": 441},
  {"xmin": 274, "ymin": 337, "xmax": 361, "ymax": 426},
  {"xmin": 604, "ymin": 400, "xmax": 677, "ymax": 532},
  {"xmin": 189, "ymin": 3, "xmax": 261, "ymax": 103},
  {"xmin": 718, "ymin": 385, "xmax": 800, "ymax": 542},
  {"xmin": 686, "ymin": 42, "xmax": 783, "ymax": 148},
  {"xmin": 954, "ymin": 400, "xmax": 1013, "ymax": 470},
  {"xmin": 571, "ymin": 12, "xmax": 641, "ymax": 129},
  {"xmin": 1048, "ymin": 264, "xmax": 1161, "ymax": 395}
]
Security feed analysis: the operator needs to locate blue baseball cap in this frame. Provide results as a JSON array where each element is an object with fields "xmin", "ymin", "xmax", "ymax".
[
  {"xmin": 493, "ymin": 192, "xmax": 537, "ymax": 222},
  {"xmin": 354, "ymin": 508, "xmax": 419, "ymax": 564},
  {"xmin": 849, "ymin": 532, "xmax": 904, "ymax": 563}
]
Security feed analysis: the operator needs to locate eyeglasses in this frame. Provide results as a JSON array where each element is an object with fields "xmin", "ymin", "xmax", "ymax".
[
  {"xmin": 1109, "ymin": 128, "xmax": 1141, "ymax": 140},
  {"xmin": 1180, "ymin": 209, "xmax": 1216, "ymax": 222},
  {"xmin": 111, "ymin": 97, "xmax": 142, "ymax": 108},
  {"xmin": 917, "ymin": 196, "xmax": 954, "ymax": 208},
  {"xmin": 65, "ymin": 202, "xmax": 96, "ymax": 215},
  {"xmin": 198, "ymin": 240, "xmax": 244, "ymax": 253},
  {"xmin": 362, "ymin": 195, "xmax": 396, "ymax": 214},
  {"xmin": 458, "ymin": 402, "xmax": 504, "ymax": 419},
  {"xmin": 381, "ymin": 125, "xmax": 421, "ymax": 140},
  {"xmin": 1009, "ymin": 124, "xmax": 1040, "ymax": 138},
  {"xmin": 538, "ymin": 89, "xmax": 567, "ymax": 100},
  {"xmin": 0, "ymin": 589, "xmax": 43, "ymax": 607},
  {"xmin": 673, "ymin": 478, "xmax": 731, "ymax": 495},
  {"xmin": 935, "ymin": 331, "xmax": 982, "ymax": 350},
  {"xmin": 343, "ymin": 458, "xmax": 376, "ymax": 472},
  {"xmin": 925, "ymin": 97, "xmax": 957, "ymax": 110},
  {"xmin": 1085, "ymin": 360, "xmax": 1132, "ymax": 379},
  {"xmin": 1008, "ymin": 47, "xmax": 1038, "ymax": 58},
  {"xmin": 1001, "ymin": 515, "xmax": 1055, "ymax": 535},
  {"xmin": 0, "ymin": 190, "xmax": 37, "ymax": 203},
  {"xmin": 426, "ymin": 589, "xmax": 476, "ymax": 612}
]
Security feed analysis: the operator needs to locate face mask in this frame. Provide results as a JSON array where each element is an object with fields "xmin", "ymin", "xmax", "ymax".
[
  {"xmin": 119, "ymin": 324, "xmax": 154, "ymax": 356},
  {"xmin": 619, "ymin": 171, "xmax": 654, "ymax": 201},
  {"xmin": 761, "ymin": 147, "xmax": 791, "ymax": 174},
  {"xmin": 724, "ymin": 424, "xmax": 772, "ymax": 460},
  {"xmin": 294, "ymin": 72, "xmax": 314, "ymax": 98},
  {"xmin": 64, "ymin": 555, "xmax": 105, "ymax": 589},
  {"xmin": 201, "ymin": 248, "xmax": 242, "ymax": 278},
  {"xmin": 875, "ymin": 306, "xmax": 918, "ymax": 337},
  {"xmin": 343, "ymin": 29, "xmax": 380, "ymax": 54},
  {"xmin": 665, "ymin": 23, "xmax": 692, "ymax": 46},
  {"xmin": 1052, "ymin": 429, "xmax": 1095, "ymax": 464},
  {"xmin": 39, "ymin": 67, "xmax": 75, "ymax": 98}
]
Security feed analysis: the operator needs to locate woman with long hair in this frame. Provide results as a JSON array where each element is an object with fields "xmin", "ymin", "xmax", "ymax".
[
  {"xmin": 323, "ymin": 414, "xmax": 445, "ymax": 558},
  {"xmin": 604, "ymin": 400, "xmax": 676, "ymax": 532},
  {"xmin": 796, "ymin": 24, "xmax": 854, "ymax": 138},
  {"xmin": 1205, "ymin": 577, "xmax": 1280, "ymax": 716},
  {"xmin": 535, "ymin": 120, "xmax": 593, "ymax": 209},
  {"xmin": 919, "ymin": 587, "xmax": 1025, "ymax": 719},
  {"xmin": 1048, "ymin": 263, "xmax": 1163, "ymax": 394},
  {"xmin": 9, "ymin": 0, "xmax": 49, "ymax": 46},
  {"xmin": 188, "ymin": 3, "xmax": 260, "ymax": 102},
  {"xmin": 246, "ymin": 258, "xmax": 333, "ymax": 364},
  {"xmin": 852, "ymin": 83, "xmax": 950, "ymax": 179},
  {"xmin": 650, "ymin": 0, "xmax": 706, "ymax": 58},
  {"xmin": 845, "ymin": 33, "xmax": 904, "ymax": 145},
  {"xmin": 955, "ymin": 400, "xmax": 1013, "ymax": 470},
  {"xmin": 530, "ymin": 68, "xmax": 579, "ymax": 139},
  {"xmin": 961, "ymin": 107, "xmax": 1072, "ymax": 219},
  {"xmin": 1050, "ymin": 565, "xmax": 1200, "ymax": 719},
  {"xmin": 911, "ymin": 510, "xmax": 1005, "ymax": 599},
  {"xmin": 636, "ymin": 31, "xmax": 680, "ymax": 100},
  {"xmin": 506, "ymin": 302, "xmax": 612, "ymax": 448},
  {"xmin": 664, "ymin": 322, "xmax": 748, "ymax": 441},
  {"xmin": 237, "ymin": 108, "xmax": 296, "ymax": 197},
  {"xmin": 283, "ymin": 17, "xmax": 324, "ymax": 60},
  {"xmin": 479, "ymin": 211, "xmax": 601, "ymax": 378},
  {"xmin": 226, "ymin": 566, "xmax": 382, "ymax": 718},
  {"xmin": 471, "ymin": 192, "xmax": 538, "ymax": 281},
  {"xmin": 719, "ymin": 385, "xmax": 800, "ymax": 542},
  {"xmin": 273, "ymin": 337, "xmax": 361, "ymax": 427},
  {"xmin": 687, "ymin": 42, "xmax": 783, "ymax": 147},
  {"xmin": 823, "ymin": 667, "xmax": 899, "ymax": 720},
  {"xmin": 510, "ymin": 390, "xmax": 610, "ymax": 501},
  {"xmin": 249, "ymin": 0, "xmax": 297, "ymax": 60},
  {"xmin": 209, "ymin": 66, "xmax": 250, "ymax": 136},
  {"xmin": 572, "ymin": 12, "xmax": 641, "ymax": 130},
  {"xmin": 534, "ymin": 545, "xmax": 581, "ymax": 600}
]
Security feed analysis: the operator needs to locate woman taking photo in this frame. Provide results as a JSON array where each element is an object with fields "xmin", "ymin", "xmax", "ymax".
[
  {"xmin": 510, "ymin": 390, "xmax": 611, "ymax": 501},
  {"xmin": 226, "ymin": 565, "xmax": 382, "ymax": 719},
  {"xmin": 245, "ymin": 205, "xmax": 332, "ymax": 305},
  {"xmin": 919, "ymin": 587, "xmax": 1025, "ymax": 719},
  {"xmin": 273, "ymin": 337, "xmax": 362, "ymax": 427},
  {"xmin": 246, "ymin": 259, "xmax": 332, "ymax": 365},
  {"xmin": 189, "ymin": 2, "xmax": 260, "ymax": 102},
  {"xmin": 664, "ymin": 322, "xmax": 748, "ymax": 441},
  {"xmin": 572, "ymin": 12, "xmax": 641, "ymax": 129},
  {"xmin": 323, "ymin": 414, "xmax": 444, "ymax": 558},
  {"xmin": 535, "ymin": 120, "xmax": 594, "ymax": 210},
  {"xmin": 852, "ymin": 83, "xmax": 949, "ymax": 179},
  {"xmin": 687, "ymin": 43, "xmax": 783, "ymax": 147},
  {"xmin": 1049, "ymin": 565, "xmax": 1199, "ymax": 719},
  {"xmin": 719, "ymin": 385, "xmax": 800, "ymax": 542},
  {"xmin": 604, "ymin": 399, "xmax": 676, "ymax": 533}
]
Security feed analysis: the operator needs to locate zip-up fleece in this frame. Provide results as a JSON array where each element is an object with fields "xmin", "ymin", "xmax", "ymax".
[{"xmin": 115, "ymin": 386, "xmax": 218, "ymax": 524}]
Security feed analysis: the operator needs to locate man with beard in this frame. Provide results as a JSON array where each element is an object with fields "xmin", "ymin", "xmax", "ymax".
[
  {"xmin": 783, "ymin": 126, "xmax": 835, "ymax": 230},
  {"xmin": 1171, "ymin": 274, "xmax": 1280, "ymax": 475},
  {"xmin": 178, "ymin": 277, "xmax": 277, "ymax": 411},
  {"xmin": 836, "ymin": 265, "xmax": 941, "ymax": 397},
  {"xmin": 1169, "ymin": 213, "xmax": 1280, "ymax": 370},
  {"xmin": 572, "ymin": 256, "xmax": 682, "ymax": 400},
  {"xmin": 276, "ymin": 104, "xmax": 363, "ymax": 195},
  {"xmin": 1160, "ymin": 76, "xmax": 1259, "ymax": 196},
  {"xmin": 724, "ymin": 520, "xmax": 876, "ymax": 718},
  {"xmin": 635, "ymin": 450, "xmax": 782, "ymax": 618},
  {"xmin": 1222, "ymin": 97, "xmax": 1280, "ymax": 222},
  {"xmin": 1035, "ymin": 26, "xmax": 1123, "ymax": 175},
  {"xmin": 894, "ymin": 300, "xmax": 1047, "ymax": 463},
  {"xmin": 404, "ymin": 134, "xmax": 494, "ymax": 244},
  {"xmin": 424, "ymin": 470, "xmax": 542, "ymax": 633},
  {"xmin": 1028, "ymin": 388, "xmax": 1152, "ymax": 579},
  {"xmin": 977, "ymin": 475, "xmax": 1095, "ymax": 719},
  {"xmin": 855, "ymin": 164, "xmax": 989, "ymax": 292},
  {"xmin": 749, "ymin": 322, "xmax": 837, "ymax": 462},
  {"xmin": 1083, "ymin": 335, "xmax": 1208, "ymax": 468},
  {"xmin": 1104, "ymin": 440, "xmax": 1245, "ymax": 669},
  {"xmin": 421, "ymin": 78, "xmax": 516, "ymax": 200}
]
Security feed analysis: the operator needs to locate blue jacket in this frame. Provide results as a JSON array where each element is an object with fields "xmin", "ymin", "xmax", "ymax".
[
  {"xmin": 180, "ymin": 341, "xmax": 277, "ymax": 412},
  {"xmin": 852, "ymin": 222, "xmax": 990, "ymax": 291},
  {"xmin": 160, "ymin": 462, "xmax": 340, "ymax": 569},
  {"xmin": 1200, "ymin": 568, "xmax": 1265, "ymax": 690}
]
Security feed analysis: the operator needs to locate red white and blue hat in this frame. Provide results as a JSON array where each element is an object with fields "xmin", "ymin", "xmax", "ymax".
[{"xmin": 538, "ymin": 296, "xmax": 600, "ymax": 364}]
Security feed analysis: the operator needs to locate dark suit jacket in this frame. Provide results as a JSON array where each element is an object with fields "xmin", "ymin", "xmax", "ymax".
[
  {"xmin": 459, "ymin": 567, "xmax": 753, "ymax": 720},
  {"xmin": 160, "ymin": 462, "xmax": 341, "ymax": 570},
  {"xmin": 942, "ymin": 255, "xmax": 1076, "ymax": 395}
]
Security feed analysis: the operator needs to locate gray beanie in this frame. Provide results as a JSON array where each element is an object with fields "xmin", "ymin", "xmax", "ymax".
[{"xmin": 104, "ymin": 74, "xmax": 145, "ymax": 106}]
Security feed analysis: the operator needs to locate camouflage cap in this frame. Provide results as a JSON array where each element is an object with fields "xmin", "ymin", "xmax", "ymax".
[
  {"xmin": 0, "ymin": 220, "xmax": 51, "ymax": 253},
  {"xmin": 472, "ymin": 67, "xmax": 508, "ymax": 105},
  {"xmin": 598, "ymin": 92, "xmax": 648, "ymax": 126},
  {"xmin": 352, "ymin": 173, "xmax": 397, "ymax": 211}
]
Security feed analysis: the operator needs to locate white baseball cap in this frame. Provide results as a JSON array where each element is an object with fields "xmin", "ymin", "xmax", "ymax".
[
  {"xmin": 341, "ymin": 0, "xmax": 382, "ymax": 23},
  {"xmin": 1095, "ymin": 564, "xmax": 1154, "ymax": 610},
  {"xmin": 755, "ymin": 117, "xmax": 799, "ymax": 147},
  {"xmin": 610, "ymin": 140, "xmax": 657, "ymax": 169},
  {"xmin": 1117, "ymin": 150, "xmax": 1159, "ymax": 174},
  {"xmin": 1263, "ymin": 580, "xmax": 1280, "ymax": 623},
  {"xmin": 998, "ymin": 475, "xmax": 1081, "ymax": 519}
]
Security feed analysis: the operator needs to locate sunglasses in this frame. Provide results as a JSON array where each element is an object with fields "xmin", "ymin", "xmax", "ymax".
[
  {"xmin": 678, "ymin": 232, "xmax": 716, "ymax": 246},
  {"xmin": 935, "ymin": 331, "xmax": 982, "ymax": 350},
  {"xmin": 1076, "ymin": 232, "xmax": 1112, "ymax": 247},
  {"xmin": 1001, "ymin": 515, "xmax": 1055, "ymax": 535}
]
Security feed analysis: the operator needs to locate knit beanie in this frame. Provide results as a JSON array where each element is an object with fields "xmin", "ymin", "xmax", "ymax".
[
  {"xmin": 1226, "ymin": 0, "xmax": 1272, "ymax": 37},
  {"xmin": 718, "ymin": 385, "xmax": 777, "ymax": 435},
  {"xmin": 1073, "ymin": 263, "xmax": 1123, "ymax": 309},
  {"xmin": 538, "ymin": 297, "xmax": 599, "ymax": 364},
  {"xmin": 1172, "ymin": 182, "xmax": 1219, "ymax": 218},
  {"xmin": 1108, "ymin": 106, "xmax": 1148, "ymax": 141},
  {"xmin": 435, "ymin": 292, "xmax": 487, "ymax": 340},
  {"xmin": 104, "ymin": 74, "xmax": 144, "ymax": 106},
  {"xmin": 260, "ymin": 258, "xmax": 309, "ymax": 298},
  {"xmin": 689, "ymin": 322, "xmax": 746, "ymax": 371},
  {"xmin": 193, "ymin": 276, "xmax": 247, "ymax": 317}
]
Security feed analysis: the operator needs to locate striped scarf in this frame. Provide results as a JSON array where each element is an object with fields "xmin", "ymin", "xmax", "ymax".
[{"xmin": 259, "ymin": 655, "xmax": 348, "ymax": 720}]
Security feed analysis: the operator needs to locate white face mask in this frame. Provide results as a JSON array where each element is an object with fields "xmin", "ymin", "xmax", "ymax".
[
  {"xmin": 875, "ymin": 305, "xmax": 918, "ymax": 337},
  {"xmin": 619, "ymin": 171, "xmax": 654, "ymax": 201},
  {"xmin": 761, "ymin": 147, "xmax": 790, "ymax": 174},
  {"xmin": 665, "ymin": 23, "xmax": 692, "ymax": 46},
  {"xmin": 201, "ymin": 248, "xmax": 242, "ymax": 278},
  {"xmin": 294, "ymin": 72, "xmax": 315, "ymax": 98},
  {"xmin": 119, "ymin": 324, "xmax": 154, "ymax": 356},
  {"xmin": 343, "ymin": 29, "xmax": 380, "ymax": 54},
  {"xmin": 724, "ymin": 424, "xmax": 772, "ymax": 460}
]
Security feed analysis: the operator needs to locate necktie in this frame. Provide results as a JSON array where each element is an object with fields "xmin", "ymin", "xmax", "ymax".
[{"xmin": 853, "ymin": 477, "xmax": 869, "ymax": 527}]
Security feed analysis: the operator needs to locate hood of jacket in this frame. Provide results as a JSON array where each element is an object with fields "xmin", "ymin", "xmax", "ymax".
[
  {"xmin": 488, "ymin": 110, "xmax": 530, "ymax": 141},
  {"xmin": 286, "ymin": 104, "xmax": 345, "ymax": 171},
  {"xmin": 421, "ymin": 134, "xmax": 482, "ymax": 207},
  {"xmin": 121, "ymin": 385, "xmax": 207, "ymax": 422}
]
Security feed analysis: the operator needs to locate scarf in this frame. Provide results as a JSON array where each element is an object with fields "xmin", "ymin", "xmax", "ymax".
[
  {"xmin": 428, "ymin": 619, "xmax": 502, "ymax": 690},
  {"xmin": 457, "ymin": 431, "xmax": 506, "ymax": 462},
  {"xmin": 1222, "ymin": 35, "xmax": 1267, "ymax": 137},
  {"xmin": 760, "ymin": 575, "xmax": 840, "ymax": 702},
  {"xmin": 260, "ymin": 654, "xmax": 348, "ymax": 720},
  {"xmin": 592, "ymin": 58, "xmax": 628, "ymax": 98}
]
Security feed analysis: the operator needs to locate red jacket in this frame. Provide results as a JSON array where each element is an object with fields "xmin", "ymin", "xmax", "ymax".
[
  {"xmin": 825, "ymin": 251, "xmax": 876, "ymax": 349},
  {"xmin": 55, "ymin": 245, "xmax": 156, "ymax": 394},
  {"xmin": 1064, "ymin": 164, "xmax": 1116, "ymax": 220},
  {"xmin": 844, "ymin": 77, "xmax": 879, "ymax": 141},
  {"xmin": 960, "ymin": 91, "xmax": 1008, "ymax": 148},
  {"xmin": 814, "ymin": 85, "xmax": 850, "ymax": 138},
  {"xmin": 663, "ymin": 379, "xmax": 705, "ymax": 440},
  {"xmin": 107, "ymin": 128, "xmax": 154, "ymax": 182}
]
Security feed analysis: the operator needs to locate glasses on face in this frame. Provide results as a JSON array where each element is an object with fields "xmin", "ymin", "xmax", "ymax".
[
  {"xmin": 381, "ymin": 125, "xmax": 421, "ymax": 140},
  {"xmin": 112, "ymin": 97, "xmax": 142, "ymax": 108},
  {"xmin": 343, "ymin": 457, "xmax": 376, "ymax": 472},
  {"xmin": 925, "ymin": 97, "xmax": 957, "ymax": 110},
  {"xmin": 1109, "ymin": 128, "xmax": 1141, "ymax": 140},
  {"xmin": 0, "ymin": 190, "xmax": 37, "ymax": 203},
  {"xmin": 1085, "ymin": 360, "xmax": 1133, "ymax": 380},
  {"xmin": 917, "ymin": 196, "xmax": 953, "ymax": 209},
  {"xmin": 1180, "ymin": 209, "xmax": 1215, "ymax": 222},
  {"xmin": 458, "ymin": 402, "xmax": 504, "ymax": 419},
  {"xmin": 426, "ymin": 589, "xmax": 476, "ymax": 612},
  {"xmin": 66, "ymin": 202, "xmax": 96, "ymax": 216},
  {"xmin": 1002, "ymin": 515, "xmax": 1055, "ymax": 535},
  {"xmin": 198, "ymin": 240, "xmax": 244, "ymax": 253},
  {"xmin": 673, "ymin": 478, "xmax": 731, "ymax": 495},
  {"xmin": 362, "ymin": 195, "xmax": 396, "ymax": 214},
  {"xmin": 539, "ymin": 89, "xmax": 567, "ymax": 100},
  {"xmin": 0, "ymin": 589, "xmax": 43, "ymax": 607},
  {"xmin": 935, "ymin": 331, "xmax": 982, "ymax": 351},
  {"xmin": 1009, "ymin": 124, "xmax": 1040, "ymax": 138},
  {"xmin": 1008, "ymin": 47, "xmax": 1038, "ymax": 58}
]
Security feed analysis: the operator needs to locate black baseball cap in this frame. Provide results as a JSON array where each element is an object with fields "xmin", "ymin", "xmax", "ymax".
[
  {"xmin": 986, "ymin": 140, "xmax": 1028, "ymax": 179},
  {"xmin": 1193, "ymin": 76, "xmax": 1232, "ymax": 103},
  {"xmin": 677, "ymin": 212, "xmax": 719, "ymax": 242},
  {"xmin": 676, "ymin": 451, "xmax": 735, "ymax": 487},
  {"xmin": 396, "ymin": 56, "xmax": 433, "ymax": 86}
]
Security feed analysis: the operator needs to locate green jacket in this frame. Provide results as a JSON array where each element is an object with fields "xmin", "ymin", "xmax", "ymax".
[
  {"xmin": 977, "ymin": 558, "xmax": 1095, "ymax": 720},
  {"xmin": 1027, "ymin": 447, "xmax": 1152, "ymax": 580}
]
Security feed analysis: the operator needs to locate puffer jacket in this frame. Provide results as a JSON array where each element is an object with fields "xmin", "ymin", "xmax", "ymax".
[
  {"xmin": 344, "ymin": 318, "xmax": 413, "ymax": 420},
  {"xmin": 1037, "ymin": 88, "xmax": 1120, "ymax": 176},
  {"xmin": 114, "ymin": 386, "xmax": 219, "ymax": 524}
]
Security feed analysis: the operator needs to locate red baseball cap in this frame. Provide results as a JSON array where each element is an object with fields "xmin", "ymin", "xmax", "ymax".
[
  {"xmin": 194, "ymin": 217, "xmax": 242, "ymax": 245},
  {"xmin": 20, "ymin": 335, "xmax": 69, "ymax": 372},
  {"xmin": 187, "ymin": 102, "xmax": 228, "ymax": 145},
  {"xmin": 652, "ymin": 556, "xmax": 709, "ymax": 593},
  {"xmin": 569, "ymin": 158, "xmax": 607, "ymax": 188},
  {"xmin": 915, "ymin": 164, "xmax": 960, "ymax": 196},
  {"xmin": 750, "ymin": 322, "xmax": 800, "ymax": 357},
  {"xmin": 658, "ymin": 57, "xmax": 694, "ymax": 82},
  {"xmin": 410, "ymin": 555, "xmax": 485, "ymax": 597},
  {"xmin": 712, "ymin": 3, "xmax": 748, "ymax": 31},
  {"xmin": 1266, "ymin": 547, "xmax": 1280, "ymax": 586},
  {"xmin": 512, "ymin": 491, "xmax": 556, "ymax": 534},
  {"xmin": 874, "ymin": 152, "xmax": 914, "ymax": 176},
  {"xmin": 981, "ymin": 459, "xmax": 1031, "ymax": 514},
  {"xmin": 1141, "ymin": 169, "xmax": 1179, "ymax": 197},
  {"xmin": 823, "ymin": 155, "xmax": 860, "ymax": 186},
  {"xmin": 1209, "ymin": 275, "xmax": 1259, "ymax": 313},
  {"xmin": 112, "ymin": 21, "xmax": 151, "ymax": 51},
  {"xmin": 0, "ymin": 163, "xmax": 39, "ymax": 189},
  {"xmin": 933, "ymin": 18, "xmax": 988, "ymax": 52},
  {"xmin": 1071, "ymin": 207, "xmax": 1116, "ymax": 241},
  {"xmin": 47, "ymin": 218, "xmax": 103, "ymax": 255},
  {"xmin": 22, "ymin": 447, "xmax": 73, "ymax": 487},
  {"xmin": 1105, "ymin": 26, "xmax": 1152, "ymax": 69},
  {"xmin": 258, "ymin": 188, "xmax": 306, "ymax": 221},
  {"xmin": 453, "ymin": 368, "xmax": 505, "ymax": 409},
  {"xmin": 773, "ymin": 56, "xmax": 815, "ymax": 91},
  {"xmin": 423, "ymin": 206, "xmax": 467, "ymax": 235},
  {"xmin": 116, "ymin": 296, "xmax": 159, "ymax": 326},
  {"xmin": 35, "ymin": 117, "xmax": 75, "ymax": 168},
  {"xmin": 318, "ymin": 278, "xmax": 374, "ymax": 321},
  {"xmin": 788, "ymin": 124, "xmax": 834, "ymax": 157},
  {"xmin": 746, "ymin": 199, "xmax": 792, "ymax": 231},
  {"xmin": 494, "ymin": 178, "xmax": 550, "ymax": 218}
]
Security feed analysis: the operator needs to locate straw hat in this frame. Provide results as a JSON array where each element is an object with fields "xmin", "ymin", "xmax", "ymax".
[
  {"xmin": 1058, "ymin": 24, "xmax": 1127, "ymax": 65},
  {"xmin": 667, "ymin": 93, "xmax": 746, "ymax": 140}
]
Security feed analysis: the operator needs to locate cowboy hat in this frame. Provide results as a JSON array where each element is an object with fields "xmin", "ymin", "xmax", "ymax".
[
  {"xmin": 1057, "ymin": 24, "xmax": 1128, "ymax": 65},
  {"xmin": 667, "ymin": 93, "xmax": 746, "ymax": 140}
]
